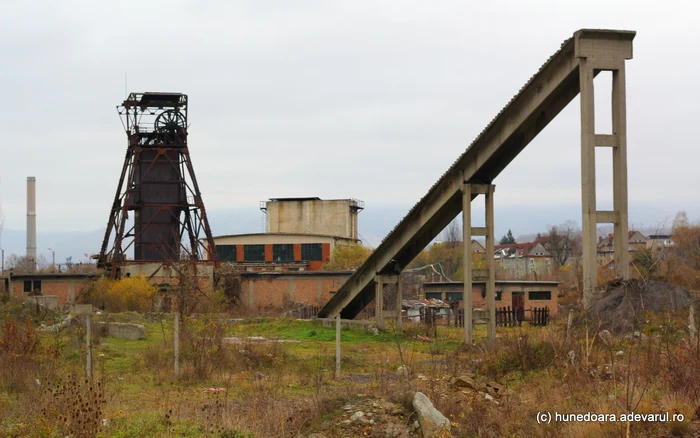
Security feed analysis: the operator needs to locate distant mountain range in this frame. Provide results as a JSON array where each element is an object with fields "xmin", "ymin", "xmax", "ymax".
[{"xmin": 0, "ymin": 203, "xmax": 677, "ymax": 267}]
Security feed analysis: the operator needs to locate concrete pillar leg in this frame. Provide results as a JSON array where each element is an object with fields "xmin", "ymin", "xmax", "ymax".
[
  {"xmin": 462, "ymin": 186, "xmax": 473, "ymax": 345},
  {"xmin": 579, "ymin": 60, "xmax": 597, "ymax": 309},
  {"xmin": 612, "ymin": 66, "xmax": 630, "ymax": 279},
  {"xmin": 375, "ymin": 275, "xmax": 384, "ymax": 329},
  {"xmin": 396, "ymin": 274, "xmax": 403, "ymax": 330},
  {"xmin": 485, "ymin": 185, "xmax": 496, "ymax": 342}
]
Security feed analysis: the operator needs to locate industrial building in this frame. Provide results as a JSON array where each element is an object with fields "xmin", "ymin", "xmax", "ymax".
[
  {"xmin": 210, "ymin": 232, "xmax": 356, "ymax": 271},
  {"xmin": 210, "ymin": 197, "xmax": 363, "ymax": 272},
  {"xmin": 262, "ymin": 197, "xmax": 363, "ymax": 240}
]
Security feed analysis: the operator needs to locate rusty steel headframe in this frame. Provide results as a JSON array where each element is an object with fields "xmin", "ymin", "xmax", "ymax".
[{"xmin": 98, "ymin": 92, "xmax": 219, "ymax": 278}]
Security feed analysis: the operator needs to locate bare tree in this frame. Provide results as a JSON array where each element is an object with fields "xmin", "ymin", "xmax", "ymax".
[
  {"xmin": 545, "ymin": 221, "xmax": 582, "ymax": 268},
  {"xmin": 440, "ymin": 218, "xmax": 462, "ymax": 247}
]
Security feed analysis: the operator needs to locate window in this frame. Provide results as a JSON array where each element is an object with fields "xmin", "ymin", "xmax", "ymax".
[
  {"xmin": 215, "ymin": 245, "xmax": 237, "ymax": 262},
  {"xmin": 529, "ymin": 291, "xmax": 551, "ymax": 301},
  {"xmin": 425, "ymin": 292, "xmax": 442, "ymax": 300},
  {"xmin": 480, "ymin": 289, "xmax": 502, "ymax": 300},
  {"xmin": 273, "ymin": 244, "xmax": 294, "ymax": 262},
  {"xmin": 301, "ymin": 243, "xmax": 322, "ymax": 261},
  {"xmin": 243, "ymin": 244, "xmax": 265, "ymax": 262},
  {"xmin": 23, "ymin": 280, "xmax": 32, "ymax": 293},
  {"xmin": 446, "ymin": 292, "xmax": 462, "ymax": 301},
  {"xmin": 33, "ymin": 281, "xmax": 41, "ymax": 292}
]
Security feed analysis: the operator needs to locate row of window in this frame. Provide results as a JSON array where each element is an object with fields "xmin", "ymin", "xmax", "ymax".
[
  {"xmin": 24, "ymin": 280, "xmax": 41, "ymax": 292},
  {"xmin": 427, "ymin": 290, "xmax": 551, "ymax": 301},
  {"xmin": 215, "ymin": 243, "xmax": 323, "ymax": 263}
]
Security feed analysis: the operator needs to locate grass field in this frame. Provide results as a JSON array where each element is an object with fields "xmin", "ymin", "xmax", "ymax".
[{"xmin": 0, "ymin": 301, "xmax": 698, "ymax": 437}]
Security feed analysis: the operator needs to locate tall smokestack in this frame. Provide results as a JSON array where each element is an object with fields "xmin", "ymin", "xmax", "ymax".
[{"xmin": 27, "ymin": 177, "xmax": 36, "ymax": 272}]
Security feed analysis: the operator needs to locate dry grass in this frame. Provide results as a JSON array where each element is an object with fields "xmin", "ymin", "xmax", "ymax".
[{"xmin": 0, "ymin": 299, "xmax": 698, "ymax": 437}]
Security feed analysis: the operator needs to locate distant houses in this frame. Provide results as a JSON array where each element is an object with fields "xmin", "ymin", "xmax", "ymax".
[{"xmin": 494, "ymin": 241, "xmax": 554, "ymax": 280}]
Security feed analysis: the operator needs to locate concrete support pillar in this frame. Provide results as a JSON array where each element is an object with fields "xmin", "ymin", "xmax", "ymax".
[
  {"xmin": 462, "ymin": 187, "xmax": 473, "ymax": 345},
  {"xmin": 462, "ymin": 183, "xmax": 496, "ymax": 344},
  {"xmin": 485, "ymin": 185, "xmax": 496, "ymax": 342},
  {"xmin": 579, "ymin": 59, "xmax": 630, "ymax": 308},
  {"xmin": 396, "ymin": 274, "xmax": 403, "ymax": 330},
  {"xmin": 579, "ymin": 60, "xmax": 597, "ymax": 309},
  {"xmin": 375, "ymin": 275, "xmax": 384, "ymax": 329},
  {"xmin": 612, "ymin": 66, "xmax": 630, "ymax": 279}
]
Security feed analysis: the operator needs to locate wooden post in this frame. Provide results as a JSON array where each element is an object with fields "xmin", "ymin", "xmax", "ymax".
[
  {"xmin": 174, "ymin": 314, "xmax": 180, "ymax": 377},
  {"xmin": 462, "ymin": 185, "xmax": 473, "ymax": 345},
  {"xmin": 335, "ymin": 314, "xmax": 341, "ymax": 378},
  {"xmin": 86, "ymin": 314, "xmax": 92, "ymax": 378},
  {"xmin": 566, "ymin": 309, "xmax": 574, "ymax": 344}
]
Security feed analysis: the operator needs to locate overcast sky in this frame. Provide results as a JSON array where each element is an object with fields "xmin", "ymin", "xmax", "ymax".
[{"xmin": 1, "ymin": 0, "xmax": 699, "ymax": 239}]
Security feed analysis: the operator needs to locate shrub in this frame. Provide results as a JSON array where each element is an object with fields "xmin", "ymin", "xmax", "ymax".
[{"xmin": 80, "ymin": 276, "xmax": 156, "ymax": 312}]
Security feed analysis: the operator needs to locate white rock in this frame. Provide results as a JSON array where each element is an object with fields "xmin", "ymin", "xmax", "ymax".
[{"xmin": 412, "ymin": 392, "xmax": 450, "ymax": 437}]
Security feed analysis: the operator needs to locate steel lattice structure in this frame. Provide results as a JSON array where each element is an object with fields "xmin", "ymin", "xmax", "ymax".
[{"xmin": 98, "ymin": 92, "xmax": 218, "ymax": 277}]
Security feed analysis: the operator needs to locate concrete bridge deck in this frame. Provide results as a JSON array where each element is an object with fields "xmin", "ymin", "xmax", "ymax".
[{"xmin": 319, "ymin": 29, "xmax": 635, "ymax": 320}]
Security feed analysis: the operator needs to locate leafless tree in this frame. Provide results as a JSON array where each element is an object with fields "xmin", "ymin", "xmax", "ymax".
[
  {"xmin": 441, "ymin": 218, "xmax": 462, "ymax": 247},
  {"xmin": 545, "ymin": 221, "xmax": 582, "ymax": 268}
]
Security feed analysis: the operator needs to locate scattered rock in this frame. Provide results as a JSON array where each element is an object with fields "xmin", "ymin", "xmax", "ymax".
[
  {"xmin": 350, "ymin": 411, "xmax": 365, "ymax": 423},
  {"xmin": 616, "ymin": 350, "xmax": 624, "ymax": 357},
  {"xmin": 412, "ymin": 392, "xmax": 450, "ymax": 438},
  {"xmin": 452, "ymin": 375, "xmax": 480, "ymax": 391},
  {"xmin": 486, "ymin": 381, "xmax": 505, "ymax": 395},
  {"xmin": 397, "ymin": 366, "xmax": 410, "ymax": 378},
  {"xmin": 599, "ymin": 329, "xmax": 612, "ymax": 345}
]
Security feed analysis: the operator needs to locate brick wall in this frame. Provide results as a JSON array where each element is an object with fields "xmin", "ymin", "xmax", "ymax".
[
  {"xmin": 9, "ymin": 277, "xmax": 94, "ymax": 305},
  {"xmin": 241, "ymin": 272, "xmax": 351, "ymax": 310}
]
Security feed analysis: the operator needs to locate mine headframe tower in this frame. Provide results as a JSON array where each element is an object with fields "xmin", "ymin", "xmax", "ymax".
[{"xmin": 98, "ymin": 92, "xmax": 218, "ymax": 278}]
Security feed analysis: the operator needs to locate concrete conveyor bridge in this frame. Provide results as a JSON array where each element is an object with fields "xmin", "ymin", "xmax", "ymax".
[{"xmin": 318, "ymin": 29, "xmax": 636, "ymax": 336}]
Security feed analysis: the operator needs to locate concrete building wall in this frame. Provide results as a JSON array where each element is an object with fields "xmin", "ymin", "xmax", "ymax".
[
  {"xmin": 266, "ymin": 199, "xmax": 360, "ymax": 240},
  {"xmin": 241, "ymin": 272, "xmax": 352, "ymax": 310}
]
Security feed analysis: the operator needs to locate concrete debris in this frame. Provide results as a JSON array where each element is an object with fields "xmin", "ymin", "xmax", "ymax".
[
  {"xmin": 95, "ymin": 322, "xmax": 145, "ymax": 340},
  {"xmin": 412, "ymin": 392, "xmax": 450, "ymax": 438}
]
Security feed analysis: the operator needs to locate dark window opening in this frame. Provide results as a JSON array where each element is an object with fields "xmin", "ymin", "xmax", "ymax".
[
  {"xmin": 243, "ymin": 244, "xmax": 265, "ymax": 262},
  {"xmin": 301, "ymin": 243, "xmax": 322, "ymax": 261},
  {"xmin": 215, "ymin": 245, "xmax": 237, "ymax": 262},
  {"xmin": 425, "ymin": 292, "xmax": 442, "ymax": 300},
  {"xmin": 529, "ymin": 291, "xmax": 551, "ymax": 300},
  {"xmin": 446, "ymin": 292, "xmax": 462, "ymax": 301},
  {"xmin": 33, "ymin": 280, "xmax": 41, "ymax": 292},
  {"xmin": 480, "ymin": 289, "xmax": 503, "ymax": 300},
  {"xmin": 273, "ymin": 244, "xmax": 294, "ymax": 262},
  {"xmin": 23, "ymin": 280, "xmax": 32, "ymax": 293}
]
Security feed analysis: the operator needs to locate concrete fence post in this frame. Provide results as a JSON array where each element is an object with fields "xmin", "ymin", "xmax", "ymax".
[
  {"xmin": 335, "ymin": 314, "xmax": 341, "ymax": 379},
  {"xmin": 566, "ymin": 309, "xmax": 574, "ymax": 344},
  {"xmin": 174, "ymin": 314, "xmax": 180, "ymax": 377},
  {"xmin": 690, "ymin": 305, "xmax": 696, "ymax": 344},
  {"xmin": 86, "ymin": 314, "xmax": 92, "ymax": 378}
]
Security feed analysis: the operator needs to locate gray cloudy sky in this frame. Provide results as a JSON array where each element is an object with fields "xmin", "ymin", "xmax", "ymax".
[{"xmin": 1, "ymin": 0, "xmax": 699, "ymax": 238}]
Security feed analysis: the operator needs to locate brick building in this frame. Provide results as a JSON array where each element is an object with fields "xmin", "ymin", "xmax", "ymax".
[
  {"xmin": 209, "ymin": 233, "xmax": 356, "ymax": 271},
  {"xmin": 240, "ymin": 270, "xmax": 352, "ymax": 310},
  {"xmin": 5, "ymin": 272, "xmax": 97, "ymax": 305},
  {"xmin": 423, "ymin": 280, "xmax": 560, "ymax": 316}
]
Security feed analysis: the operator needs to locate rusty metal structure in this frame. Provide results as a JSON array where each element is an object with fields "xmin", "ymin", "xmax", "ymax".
[{"xmin": 98, "ymin": 92, "xmax": 217, "ymax": 277}]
